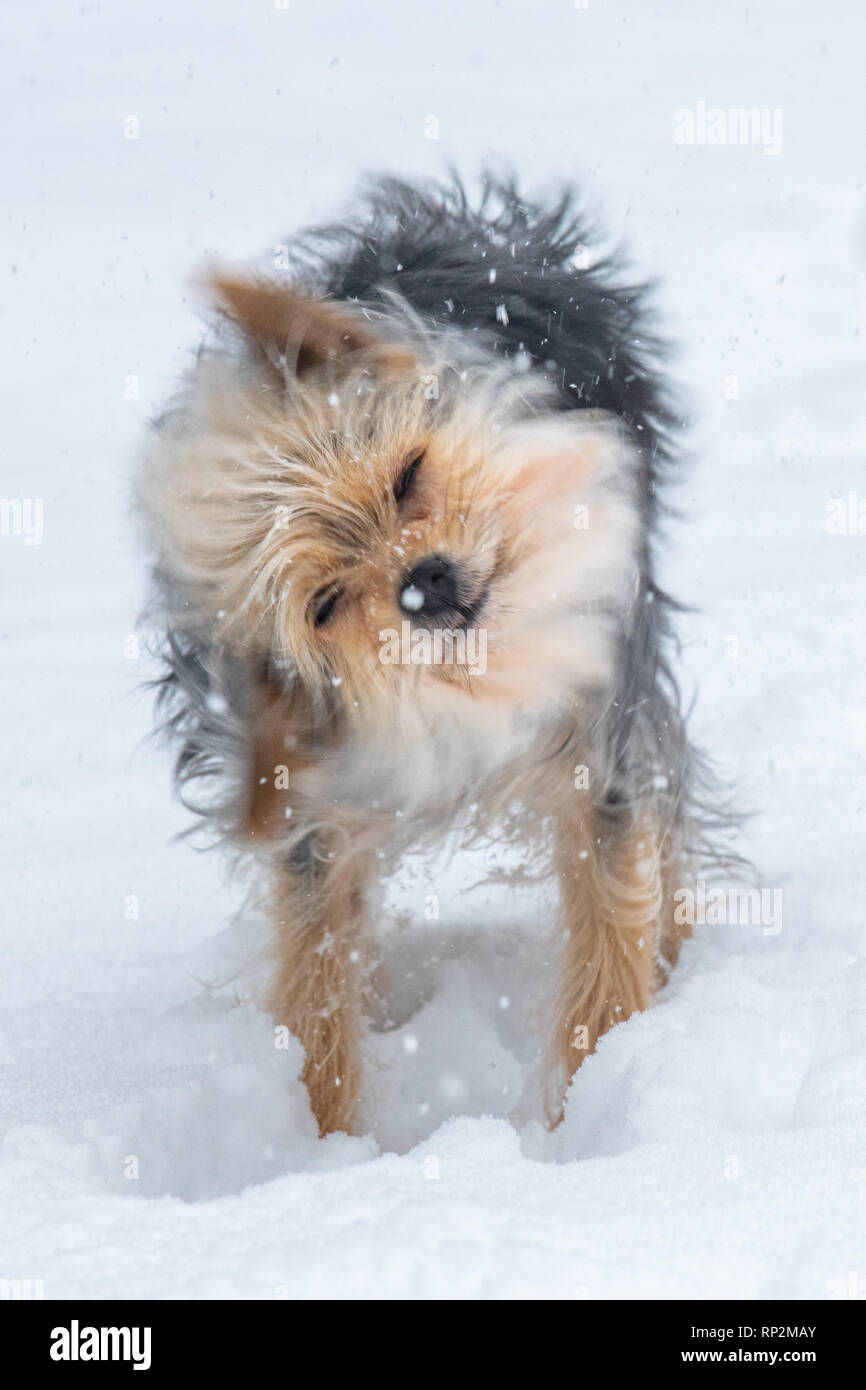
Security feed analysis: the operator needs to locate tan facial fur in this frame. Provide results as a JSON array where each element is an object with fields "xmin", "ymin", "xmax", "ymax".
[{"xmin": 142, "ymin": 280, "xmax": 639, "ymax": 781}]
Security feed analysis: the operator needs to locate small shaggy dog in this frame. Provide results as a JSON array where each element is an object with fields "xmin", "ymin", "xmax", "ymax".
[{"xmin": 138, "ymin": 175, "xmax": 718, "ymax": 1136}]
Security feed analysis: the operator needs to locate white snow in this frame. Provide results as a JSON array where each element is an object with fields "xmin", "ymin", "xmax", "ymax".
[
  {"xmin": 2, "ymin": 0, "xmax": 865, "ymax": 1299},
  {"xmin": 400, "ymin": 584, "xmax": 425, "ymax": 612}
]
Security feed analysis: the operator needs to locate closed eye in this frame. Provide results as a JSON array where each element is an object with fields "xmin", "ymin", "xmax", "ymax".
[
  {"xmin": 393, "ymin": 452, "xmax": 424, "ymax": 506},
  {"xmin": 311, "ymin": 584, "xmax": 343, "ymax": 627}
]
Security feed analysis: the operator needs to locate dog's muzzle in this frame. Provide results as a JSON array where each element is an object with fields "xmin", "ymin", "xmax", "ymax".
[{"xmin": 399, "ymin": 554, "xmax": 461, "ymax": 620}]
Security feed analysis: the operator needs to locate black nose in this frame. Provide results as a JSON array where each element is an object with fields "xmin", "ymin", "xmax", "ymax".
[{"xmin": 399, "ymin": 555, "xmax": 460, "ymax": 619}]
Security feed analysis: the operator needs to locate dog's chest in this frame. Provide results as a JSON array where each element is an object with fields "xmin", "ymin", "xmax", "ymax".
[{"xmin": 310, "ymin": 703, "xmax": 561, "ymax": 829}]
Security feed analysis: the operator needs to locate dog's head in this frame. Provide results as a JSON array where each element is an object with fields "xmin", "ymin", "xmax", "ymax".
[{"xmin": 143, "ymin": 276, "xmax": 640, "ymax": 757}]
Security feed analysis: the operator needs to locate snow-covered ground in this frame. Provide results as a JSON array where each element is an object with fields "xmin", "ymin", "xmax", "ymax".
[{"xmin": 2, "ymin": 0, "xmax": 865, "ymax": 1299}]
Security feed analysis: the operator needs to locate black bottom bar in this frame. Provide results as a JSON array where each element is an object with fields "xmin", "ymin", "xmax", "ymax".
[{"xmin": 1, "ymin": 1298, "xmax": 859, "ymax": 1375}]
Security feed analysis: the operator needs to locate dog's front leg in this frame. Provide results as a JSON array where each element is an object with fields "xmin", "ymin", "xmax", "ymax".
[
  {"xmin": 266, "ymin": 833, "xmax": 374, "ymax": 1137},
  {"xmin": 544, "ymin": 805, "xmax": 665, "ymax": 1125}
]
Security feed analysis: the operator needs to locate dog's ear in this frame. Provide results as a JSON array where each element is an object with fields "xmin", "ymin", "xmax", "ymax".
[
  {"xmin": 244, "ymin": 674, "xmax": 310, "ymax": 842},
  {"xmin": 498, "ymin": 417, "xmax": 626, "ymax": 516},
  {"xmin": 209, "ymin": 273, "xmax": 414, "ymax": 379},
  {"xmin": 243, "ymin": 674, "xmax": 345, "ymax": 843}
]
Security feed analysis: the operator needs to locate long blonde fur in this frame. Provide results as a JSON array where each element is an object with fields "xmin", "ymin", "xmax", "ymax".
[{"xmin": 139, "ymin": 276, "xmax": 693, "ymax": 1136}]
